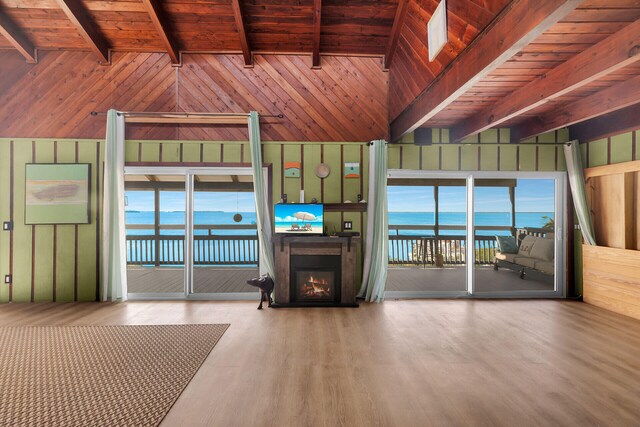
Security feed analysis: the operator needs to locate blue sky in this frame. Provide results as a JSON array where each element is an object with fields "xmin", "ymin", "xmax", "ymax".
[
  {"xmin": 125, "ymin": 191, "xmax": 256, "ymax": 212},
  {"xmin": 388, "ymin": 179, "xmax": 555, "ymax": 212}
]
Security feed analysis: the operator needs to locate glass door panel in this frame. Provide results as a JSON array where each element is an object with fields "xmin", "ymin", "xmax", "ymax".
[
  {"xmin": 191, "ymin": 174, "xmax": 259, "ymax": 294},
  {"xmin": 474, "ymin": 178, "xmax": 556, "ymax": 294},
  {"xmin": 125, "ymin": 174, "xmax": 186, "ymax": 295},
  {"xmin": 386, "ymin": 183, "xmax": 467, "ymax": 294}
]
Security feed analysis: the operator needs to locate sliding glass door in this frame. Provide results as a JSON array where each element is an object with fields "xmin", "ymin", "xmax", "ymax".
[
  {"xmin": 386, "ymin": 171, "xmax": 565, "ymax": 298},
  {"xmin": 124, "ymin": 167, "xmax": 263, "ymax": 300},
  {"xmin": 125, "ymin": 174, "xmax": 186, "ymax": 297}
]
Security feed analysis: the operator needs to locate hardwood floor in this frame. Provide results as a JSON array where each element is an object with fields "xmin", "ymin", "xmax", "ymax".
[{"xmin": 1, "ymin": 300, "xmax": 639, "ymax": 426}]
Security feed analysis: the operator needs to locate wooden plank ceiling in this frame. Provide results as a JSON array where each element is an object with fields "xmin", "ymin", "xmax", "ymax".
[
  {"xmin": 389, "ymin": 0, "xmax": 640, "ymax": 142},
  {"xmin": 1, "ymin": 0, "xmax": 640, "ymax": 142}
]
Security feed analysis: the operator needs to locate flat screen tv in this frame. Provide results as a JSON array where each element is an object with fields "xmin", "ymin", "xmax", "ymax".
[{"xmin": 274, "ymin": 203, "xmax": 324, "ymax": 235}]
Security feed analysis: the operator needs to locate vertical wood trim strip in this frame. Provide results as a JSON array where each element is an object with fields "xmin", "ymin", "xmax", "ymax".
[
  {"xmin": 516, "ymin": 146, "xmax": 520, "ymax": 171},
  {"xmin": 300, "ymin": 145, "xmax": 304, "ymax": 189},
  {"xmin": 497, "ymin": 129, "xmax": 501, "ymax": 171},
  {"xmin": 320, "ymin": 145, "xmax": 325, "ymax": 203},
  {"xmin": 95, "ymin": 141, "xmax": 101, "ymax": 301},
  {"xmin": 340, "ymin": 145, "xmax": 345, "ymax": 203},
  {"xmin": 221, "ymin": 144, "xmax": 225, "ymax": 163},
  {"xmin": 606, "ymin": 137, "xmax": 611, "ymax": 164},
  {"xmin": 419, "ymin": 145, "xmax": 423, "ymax": 170},
  {"xmin": 555, "ymin": 146, "xmax": 559, "ymax": 171},
  {"xmin": 586, "ymin": 141, "xmax": 590, "ymax": 167},
  {"xmin": 633, "ymin": 131, "xmax": 637, "ymax": 161},
  {"xmin": 477, "ymin": 146, "xmax": 481, "ymax": 171},
  {"xmin": 399, "ymin": 146, "xmax": 403, "ymax": 169},
  {"xmin": 359, "ymin": 144, "xmax": 364, "ymax": 197},
  {"xmin": 31, "ymin": 141, "xmax": 36, "ymax": 303},
  {"xmin": 53, "ymin": 141, "xmax": 57, "ymax": 302},
  {"xmin": 179, "ymin": 144, "xmax": 183, "ymax": 163},
  {"xmin": 159, "ymin": 143, "xmax": 163, "ymax": 162},
  {"xmin": 74, "ymin": 141, "xmax": 79, "ymax": 302},
  {"xmin": 137, "ymin": 143, "xmax": 142, "ymax": 162},
  {"xmin": 535, "ymin": 142, "xmax": 540, "ymax": 171},
  {"xmin": 438, "ymin": 146, "xmax": 442, "ymax": 170},
  {"xmin": 199, "ymin": 143, "xmax": 204, "ymax": 162},
  {"xmin": 280, "ymin": 144, "xmax": 284, "ymax": 199},
  {"xmin": 9, "ymin": 141, "xmax": 14, "ymax": 303},
  {"xmin": 241, "ymin": 144, "xmax": 245, "ymax": 164},
  {"xmin": 457, "ymin": 146, "xmax": 461, "ymax": 171}
]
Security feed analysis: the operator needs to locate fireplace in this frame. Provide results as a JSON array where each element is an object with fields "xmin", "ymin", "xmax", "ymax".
[
  {"xmin": 291, "ymin": 255, "xmax": 341, "ymax": 305},
  {"xmin": 273, "ymin": 236, "xmax": 358, "ymax": 307}
]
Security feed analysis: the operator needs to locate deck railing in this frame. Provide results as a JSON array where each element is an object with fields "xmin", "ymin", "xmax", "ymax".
[
  {"xmin": 126, "ymin": 224, "xmax": 258, "ymax": 266},
  {"xmin": 388, "ymin": 225, "xmax": 504, "ymax": 266}
]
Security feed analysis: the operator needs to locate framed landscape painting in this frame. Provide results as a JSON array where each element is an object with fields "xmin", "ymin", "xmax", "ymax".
[{"xmin": 25, "ymin": 164, "xmax": 91, "ymax": 225}]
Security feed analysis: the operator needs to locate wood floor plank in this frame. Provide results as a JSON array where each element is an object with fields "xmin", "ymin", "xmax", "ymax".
[{"xmin": 0, "ymin": 300, "xmax": 639, "ymax": 426}]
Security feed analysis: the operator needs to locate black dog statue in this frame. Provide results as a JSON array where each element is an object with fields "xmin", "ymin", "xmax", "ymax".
[{"xmin": 246, "ymin": 273, "xmax": 274, "ymax": 309}]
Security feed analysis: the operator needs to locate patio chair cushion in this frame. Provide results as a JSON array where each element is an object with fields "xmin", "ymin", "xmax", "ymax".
[
  {"xmin": 518, "ymin": 235, "xmax": 537, "ymax": 256},
  {"xmin": 534, "ymin": 260, "xmax": 554, "ymax": 275},
  {"xmin": 513, "ymin": 256, "xmax": 537, "ymax": 269},
  {"xmin": 496, "ymin": 236, "xmax": 518, "ymax": 254},
  {"xmin": 529, "ymin": 237, "xmax": 555, "ymax": 261}
]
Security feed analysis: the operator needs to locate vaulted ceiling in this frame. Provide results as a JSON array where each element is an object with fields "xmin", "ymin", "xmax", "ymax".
[{"xmin": 1, "ymin": 0, "xmax": 640, "ymax": 143}]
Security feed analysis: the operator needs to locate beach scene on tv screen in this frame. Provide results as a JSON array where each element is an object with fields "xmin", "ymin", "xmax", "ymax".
[{"xmin": 274, "ymin": 204, "xmax": 323, "ymax": 233}]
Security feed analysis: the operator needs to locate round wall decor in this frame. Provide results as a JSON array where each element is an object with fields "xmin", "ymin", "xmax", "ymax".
[{"xmin": 315, "ymin": 163, "xmax": 331, "ymax": 178}]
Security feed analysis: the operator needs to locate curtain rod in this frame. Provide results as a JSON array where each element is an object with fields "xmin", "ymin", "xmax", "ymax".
[
  {"xmin": 393, "ymin": 141, "xmax": 571, "ymax": 146},
  {"xmin": 89, "ymin": 111, "xmax": 284, "ymax": 118}
]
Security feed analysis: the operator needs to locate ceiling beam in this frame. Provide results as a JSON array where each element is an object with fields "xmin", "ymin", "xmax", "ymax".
[
  {"xmin": 384, "ymin": 0, "xmax": 410, "ymax": 70},
  {"xmin": 389, "ymin": 0, "xmax": 583, "ymax": 143},
  {"xmin": 231, "ymin": 0, "xmax": 252, "ymax": 66},
  {"xmin": 453, "ymin": 18, "xmax": 640, "ymax": 142},
  {"xmin": 569, "ymin": 103, "xmax": 640, "ymax": 144},
  {"xmin": 312, "ymin": 0, "xmax": 322, "ymax": 68},
  {"xmin": 55, "ymin": 0, "xmax": 109, "ymax": 64},
  {"xmin": 0, "ymin": 11, "xmax": 37, "ymax": 63},
  {"xmin": 513, "ymin": 74, "xmax": 640, "ymax": 141},
  {"xmin": 141, "ymin": 0, "xmax": 179, "ymax": 65}
]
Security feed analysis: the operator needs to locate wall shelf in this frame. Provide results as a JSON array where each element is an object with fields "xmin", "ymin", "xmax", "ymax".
[{"xmin": 323, "ymin": 203, "xmax": 367, "ymax": 212}]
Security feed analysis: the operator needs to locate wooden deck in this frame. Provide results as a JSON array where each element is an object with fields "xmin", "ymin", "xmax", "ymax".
[
  {"xmin": 387, "ymin": 265, "xmax": 554, "ymax": 293},
  {"xmin": 127, "ymin": 266, "xmax": 260, "ymax": 294}
]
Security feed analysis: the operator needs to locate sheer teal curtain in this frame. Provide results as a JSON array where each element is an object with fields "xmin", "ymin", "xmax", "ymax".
[
  {"xmin": 102, "ymin": 109, "xmax": 128, "ymax": 301},
  {"xmin": 358, "ymin": 140, "xmax": 388, "ymax": 303},
  {"xmin": 564, "ymin": 140, "xmax": 596, "ymax": 245},
  {"xmin": 248, "ymin": 111, "xmax": 276, "ymax": 277}
]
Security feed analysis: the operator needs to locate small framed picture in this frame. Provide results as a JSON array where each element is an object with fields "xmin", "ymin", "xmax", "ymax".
[
  {"xmin": 344, "ymin": 162, "xmax": 360, "ymax": 179},
  {"xmin": 25, "ymin": 164, "xmax": 91, "ymax": 225}
]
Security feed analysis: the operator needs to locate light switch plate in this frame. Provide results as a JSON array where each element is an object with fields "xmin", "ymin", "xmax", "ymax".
[
  {"xmin": 2, "ymin": 221, "xmax": 12, "ymax": 231},
  {"xmin": 4, "ymin": 275, "xmax": 11, "ymax": 284}
]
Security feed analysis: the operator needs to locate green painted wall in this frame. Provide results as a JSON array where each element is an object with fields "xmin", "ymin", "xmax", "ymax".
[
  {"xmin": 0, "ymin": 138, "xmax": 367, "ymax": 302},
  {"xmin": 2, "ymin": 128, "xmax": 637, "ymax": 302}
]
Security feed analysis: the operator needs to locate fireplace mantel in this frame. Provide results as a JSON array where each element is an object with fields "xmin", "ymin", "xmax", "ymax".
[{"xmin": 273, "ymin": 236, "xmax": 359, "ymax": 307}]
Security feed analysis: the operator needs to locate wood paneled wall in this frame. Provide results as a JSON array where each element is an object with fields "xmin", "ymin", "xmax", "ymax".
[{"xmin": 0, "ymin": 50, "xmax": 388, "ymax": 142}]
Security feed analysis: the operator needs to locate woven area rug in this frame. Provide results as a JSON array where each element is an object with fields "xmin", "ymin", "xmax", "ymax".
[{"xmin": 0, "ymin": 324, "xmax": 229, "ymax": 427}]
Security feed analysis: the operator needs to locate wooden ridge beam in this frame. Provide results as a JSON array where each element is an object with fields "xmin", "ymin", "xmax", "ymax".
[
  {"xmin": 0, "ymin": 11, "xmax": 37, "ymax": 63},
  {"xmin": 384, "ymin": 0, "xmax": 410, "ymax": 70},
  {"xmin": 453, "ymin": 18, "xmax": 640, "ymax": 142},
  {"xmin": 55, "ymin": 0, "xmax": 109, "ymax": 64},
  {"xmin": 141, "ymin": 0, "xmax": 180, "ymax": 65},
  {"xmin": 513, "ymin": 74, "xmax": 640, "ymax": 141},
  {"xmin": 389, "ymin": 0, "xmax": 582, "ymax": 143},
  {"xmin": 569, "ymin": 103, "xmax": 640, "ymax": 144},
  {"xmin": 231, "ymin": 0, "xmax": 252, "ymax": 67},
  {"xmin": 312, "ymin": 0, "xmax": 322, "ymax": 68}
]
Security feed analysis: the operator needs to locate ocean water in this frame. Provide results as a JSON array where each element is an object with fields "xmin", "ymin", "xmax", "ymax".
[
  {"xmin": 389, "ymin": 212, "xmax": 554, "ymax": 236},
  {"xmin": 126, "ymin": 210, "xmax": 553, "ymax": 235}
]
